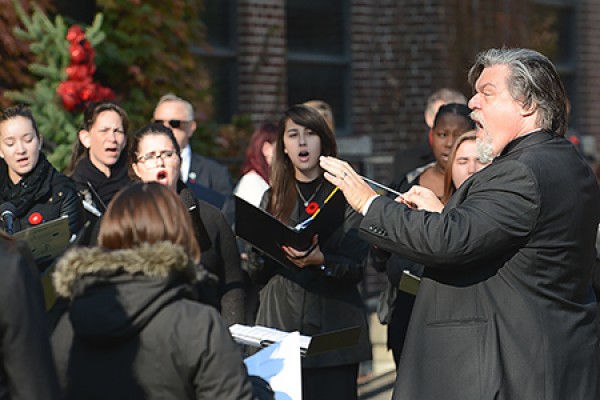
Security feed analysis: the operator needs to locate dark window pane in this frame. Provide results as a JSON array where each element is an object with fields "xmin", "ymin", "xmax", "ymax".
[
  {"xmin": 287, "ymin": 0, "xmax": 345, "ymax": 56},
  {"xmin": 287, "ymin": 63, "xmax": 348, "ymax": 132},
  {"xmin": 531, "ymin": 4, "xmax": 575, "ymax": 64},
  {"xmin": 205, "ymin": 58, "xmax": 237, "ymax": 123},
  {"xmin": 203, "ymin": 0, "xmax": 233, "ymax": 48}
]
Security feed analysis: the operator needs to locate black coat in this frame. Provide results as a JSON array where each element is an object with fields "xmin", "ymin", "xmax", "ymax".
[
  {"xmin": 361, "ymin": 132, "xmax": 600, "ymax": 400},
  {"xmin": 0, "ymin": 237, "xmax": 61, "ymax": 400},
  {"xmin": 0, "ymin": 155, "xmax": 83, "ymax": 236},
  {"xmin": 247, "ymin": 181, "xmax": 372, "ymax": 368},
  {"xmin": 371, "ymin": 163, "xmax": 432, "ymax": 364},
  {"xmin": 70, "ymin": 155, "xmax": 131, "ymax": 220},
  {"xmin": 50, "ymin": 242, "xmax": 254, "ymax": 400},
  {"xmin": 179, "ymin": 184, "xmax": 246, "ymax": 325}
]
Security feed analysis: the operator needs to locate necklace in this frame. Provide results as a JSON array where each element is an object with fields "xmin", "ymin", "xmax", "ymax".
[{"xmin": 295, "ymin": 178, "xmax": 324, "ymax": 208}]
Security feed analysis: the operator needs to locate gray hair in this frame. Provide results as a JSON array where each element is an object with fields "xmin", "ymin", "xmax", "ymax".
[
  {"xmin": 155, "ymin": 93, "xmax": 195, "ymax": 121},
  {"xmin": 468, "ymin": 48, "xmax": 568, "ymax": 136},
  {"xmin": 425, "ymin": 88, "xmax": 467, "ymax": 116}
]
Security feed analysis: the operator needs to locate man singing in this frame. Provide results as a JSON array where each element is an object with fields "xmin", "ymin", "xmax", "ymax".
[{"xmin": 320, "ymin": 48, "xmax": 600, "ymax": 400}]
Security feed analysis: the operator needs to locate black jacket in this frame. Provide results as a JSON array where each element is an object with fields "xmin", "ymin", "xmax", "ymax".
[
  {"xmin": 179, "ymin": 184, "xmax": 246, "ymax": 325},
  {"xmin": 0, "ymin": 154, "xmax": 83, "ymax": 236},
  {"xmin": 247, "ymin": 181, "xmax": 372, "ymax": 368},
  {"xmin": 70, "ymin": 155, "xmax": 131, "ymax": 219},
  {"xmin": 50, "ymin": 242, "xmax": 254, "ymax": 400},
  {"xmin": 362, "ymin": 132, "xmax": 600, "ymax": 400},
  {"xmin": 0, "ymin": 237, "xmax": 61, "ymax": 400}
]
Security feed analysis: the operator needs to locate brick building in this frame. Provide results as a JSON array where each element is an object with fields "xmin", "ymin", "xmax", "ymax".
[{"xmin": 201, "ymin": 0, "xmax": 600, "ymax": 182}]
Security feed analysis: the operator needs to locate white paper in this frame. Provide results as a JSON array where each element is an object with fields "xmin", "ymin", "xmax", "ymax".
[
  {"xmin": 229, "ymin": 324, "xmax": 311, "ymax": 350},
  {"xmin": 244, "ymin": 331, "xmax": 302, "ymax": 400}
]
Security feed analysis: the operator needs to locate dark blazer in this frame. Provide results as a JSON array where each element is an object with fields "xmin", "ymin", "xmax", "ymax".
[
  {"xmin": 188, "ymin": 153, "xmax": 235, "ymax": 224},
  {"xmin": 361, "ymin": 132, "xmax": 600, "ymax": 400},
  {"xmin": 188, "ymin": 153, "xmax": 233, "ymax": 197}
]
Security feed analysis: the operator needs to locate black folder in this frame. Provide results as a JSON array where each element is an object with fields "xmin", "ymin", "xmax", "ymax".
[
  {"xmin": 235, "ymin": 188, "xmax": 346, "ymax": 270},
  {"xmin": 13, "ymin": 215, "xmax": 70, "ymax": 265}
]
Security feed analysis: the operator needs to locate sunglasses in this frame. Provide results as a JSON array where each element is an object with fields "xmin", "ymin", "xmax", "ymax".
[{"xmin": 153, "ymin": 119, "xmax": 192, "ymax": 129}]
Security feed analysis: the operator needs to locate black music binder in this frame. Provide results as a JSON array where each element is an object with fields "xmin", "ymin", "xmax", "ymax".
[
  {"xmin": 235, "ymin": 188, "xmax": 346, "ymax": 270},
  {"xmin": 13, "ymin": 215, "xmax": 70, "ymax": 265}
]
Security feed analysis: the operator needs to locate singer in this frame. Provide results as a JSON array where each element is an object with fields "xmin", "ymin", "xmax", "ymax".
[
  {"xmin": 320, "ymin": 48, "xmax": 600, "ymax": 400},
  {"xmin": 0, "ymin": 105, "xmax": 83, "ymax": 236},
  {"xmin": 246, "ymin": 105, "xmax": 371, "ymax": 400}
]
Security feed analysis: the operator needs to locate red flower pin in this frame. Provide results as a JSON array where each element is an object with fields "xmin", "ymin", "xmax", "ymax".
[
  {"xmin": 305, "ymin": 201, "xmax": 319, "ymax": 215},
  {"xmin": 28, "ymin": 212, "xmax": 43, "ymax": 225}
]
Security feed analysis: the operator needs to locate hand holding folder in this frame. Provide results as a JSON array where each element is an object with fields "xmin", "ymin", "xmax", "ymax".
[{"xmin": 235, "ymin": 187, "xmax": 346, "ymax": 271}]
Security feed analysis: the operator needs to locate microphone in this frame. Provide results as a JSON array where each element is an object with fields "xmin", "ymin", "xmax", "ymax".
[{"xmin": 0, "ymin": 203, "xmax": 16, "ymax": 235}]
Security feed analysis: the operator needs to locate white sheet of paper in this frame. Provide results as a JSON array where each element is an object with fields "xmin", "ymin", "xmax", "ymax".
[{"xmin": 244, "ymin": 331, "xmax": 302, "ymax": 400}]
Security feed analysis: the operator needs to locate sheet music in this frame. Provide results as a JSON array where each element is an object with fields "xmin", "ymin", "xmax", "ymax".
[
  {"xmin": 229, "ymin": 324, "xmax": 312, "ymax": 350},
  {"xmin": 244, "ymin": 332, "xmax": 302, "ymax": 400}
]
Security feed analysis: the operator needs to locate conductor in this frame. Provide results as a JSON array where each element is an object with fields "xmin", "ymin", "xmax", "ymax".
[{"xmin": 320, "ymin": 48, "xmax": 600, "ymax": 400}]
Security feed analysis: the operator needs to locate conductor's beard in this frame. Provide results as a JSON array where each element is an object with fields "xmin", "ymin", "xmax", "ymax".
[{"xmin": 476, "ymin": 127, "xmax": 495, "ymax": 164}]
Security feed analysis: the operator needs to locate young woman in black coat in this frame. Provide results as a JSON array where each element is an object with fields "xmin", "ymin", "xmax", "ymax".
[
  {"xmin": 129, "ymin": 123, "xmax": 246, "ymax": 326},
  {"xmin": 246, "ymin": 105, "xmax": 371, "ymax": 400},
  {"xmin": 0, "ymin": 105, "xmax": 83, "ymax": 237}
]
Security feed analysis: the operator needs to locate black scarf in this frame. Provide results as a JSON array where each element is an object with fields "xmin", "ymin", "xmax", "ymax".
[
  {"xmin": 0, "ymin": 153, "xmax": 54, "ymax": 217},
  {"xmin": 71, "ymin": 155, "xmax": 131, "ymax": 206}
]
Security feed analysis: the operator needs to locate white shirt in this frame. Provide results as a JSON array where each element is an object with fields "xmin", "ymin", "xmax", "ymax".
[
  {"xmin": 234, "ymin": 170, "xmax": 270, "ymax": 207},
  {"xmin": 180, "ymin": 145, "xmax": 192, "ymax": 183}
]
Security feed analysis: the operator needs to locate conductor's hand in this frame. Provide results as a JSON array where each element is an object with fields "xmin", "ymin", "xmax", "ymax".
[
  {"xmin": 403, "ymin": 185, "xmax": 444, "ymax": 213},
  {"xmin": 282, "ymin": 234, "xmax": 325, "ymax": 269},
  {"xmin": 320, "ymin": 156, "xmax": 377, "ymax": 215}
]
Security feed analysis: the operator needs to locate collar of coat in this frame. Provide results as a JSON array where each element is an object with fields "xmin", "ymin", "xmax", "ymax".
[{"xmin": 53, "ymin": 241, "xmax": 194, "ymax": 299}]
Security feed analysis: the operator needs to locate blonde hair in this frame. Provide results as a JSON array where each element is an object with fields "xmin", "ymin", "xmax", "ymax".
[{"xmin": 303, "ymin": 100, "xmax": 335, "ymax": 132}]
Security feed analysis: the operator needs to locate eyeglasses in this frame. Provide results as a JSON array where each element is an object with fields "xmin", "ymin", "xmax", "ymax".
[
  {"xmin": 136, "ymin": 150, "xmax": 179, "ymax": 164},
  {"xmin": 153, "ymin": 119, "xmax": 192, "ymax": 129}
]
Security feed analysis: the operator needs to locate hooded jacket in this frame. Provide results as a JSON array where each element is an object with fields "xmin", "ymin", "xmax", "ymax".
[{"xmin": 50, "ymin": 242, "xmax": 254, "ymax": 400}]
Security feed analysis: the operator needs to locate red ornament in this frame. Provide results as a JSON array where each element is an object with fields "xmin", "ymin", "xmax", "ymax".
[
  {"xmin": 66, "ymin": 25, "xmax": 85, "ymax": 43},
  {"xmin": 58, "ymin": 25, "xmax": 115, "ymax": 112},
  {"xmin": 305, "ymin": 201, "xmax": 320, "ymax": 215},
  {"xmin": 28, "ymin": 212, "xmax": 43, "ymax": 225}
]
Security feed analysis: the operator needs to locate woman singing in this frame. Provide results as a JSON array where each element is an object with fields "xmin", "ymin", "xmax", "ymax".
[{"xmin": 246, "ymin": 104, "xmax": 371, "ymax": 400}]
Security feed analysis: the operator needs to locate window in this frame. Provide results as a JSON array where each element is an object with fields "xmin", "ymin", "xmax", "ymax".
[
  {"xmin": 197, "ymin": 0, "xmax": 238, "ymax": 123},
  {"xmin": 531, "ymin": 0, "xmax": 576, "ymax": 122},
  {"xmin": 286, "ymin": 0, "xmax": 350, "ymax": 134}
]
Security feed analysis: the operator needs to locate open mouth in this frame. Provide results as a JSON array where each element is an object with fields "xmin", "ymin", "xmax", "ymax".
[
  {"xmin": 298, "ymin": 151, "xmax": 310, "ymax": 161},
  {"xmin": 156, "ymin": 170, "xmax": 168, "ymax": 185},
  {"xmin": 16, "ymin": 157, "xmax": 29, "ymax": 166},
  {"xmin": 105, "ymin": 147, "xmax": 119, "ymax": 155}
]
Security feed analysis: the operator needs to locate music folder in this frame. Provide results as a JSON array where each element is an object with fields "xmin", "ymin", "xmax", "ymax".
[
  {"xmin": 234, "ymin": 188, "xmax": 346, "ymax": 270},
  {"xmin": 229, "ymin": 324, "xmax": 361, "ymax": 357},
  {"xmin": 13, "ymin": 215, "xmax": 70, "ymax": 265}
]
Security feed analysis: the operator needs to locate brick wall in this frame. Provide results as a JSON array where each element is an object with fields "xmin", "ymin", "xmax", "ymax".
[
  {"xmin": 351, "ymin": 0, "xmax": 453, "ymax": 182},
  {"xmin": 237, "ymin": 0, "xmax": 287, "ymax": 127},
  {"xmin": 235, "ymin": 1, "xmax": 594, "ymax": 180},
  {"xmin": 576, "ymin": 0, "xmax": 600, "ymax": 157}
]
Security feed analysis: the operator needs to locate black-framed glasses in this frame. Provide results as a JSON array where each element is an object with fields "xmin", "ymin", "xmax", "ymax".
[
  {"xmin": 153, "ymin": 119, "xmax": 192, "ymax": 129},
  {"xmin": 136, "ymin": 150, "xmax": 179, "ymax": 164}
]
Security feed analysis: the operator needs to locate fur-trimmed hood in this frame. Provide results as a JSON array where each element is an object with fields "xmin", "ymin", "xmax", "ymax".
[
  {"xmin": 52, "ymin": 242, "xmax": 198, "ymax": 342},
  {"xmin": 54, "ymin": 241, "xmax": 194, "ymax": 298}
]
